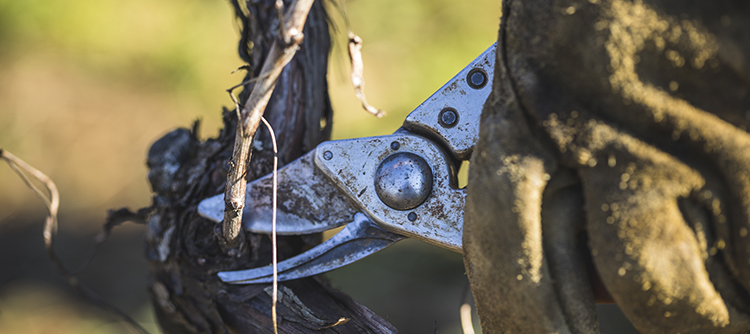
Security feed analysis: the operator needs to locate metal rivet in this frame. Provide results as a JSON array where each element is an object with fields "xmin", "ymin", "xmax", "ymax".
[
  {"xmin": 390, "ymin": 141, "xmax": 400, "ymax": 150},
  {"xmin": 323, "ymin": 151, "xmax": 333, "ymax": 160},
  {"xmin": 408, "ymin": 212, "xmax": 417, "ymax": 221},
  {"xmin": 439, "ymin": 108, "xmax": 459, "ymax": 128},
  {"xmin": 467, "ymin": 68, "xmax": 488, "ymax": 89}
]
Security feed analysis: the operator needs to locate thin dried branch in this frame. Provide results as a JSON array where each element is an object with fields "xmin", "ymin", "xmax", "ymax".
[
  {"xmin": 460, "ymin": 282, "xmax": 476, "ymax": 334},
  {"xmin": 331, "ymin": 0, "xmax": 383, "ymax": 118},
  {"xmin": 226, "ymin": 70, "xmax": 271, "ymax": 100},
  {"xmin": 231, "ymin": 64, "xmax": 252, "ymax": 74},
  {"xmin": 0, "ymin": 148, "xmax": 149, "ymax": 334},
  {"xmin": 317, "ymin": 317, "xmax": 350, "ymax": 330},
  {"xmin": 222, "ymin": 0, "xmax": 316, "ymax": 249},
  {"xmin": 275, "ymin": 0, "xmax": 289, "ymax": 45},
  {"xmin": 259, "ymin": 116, "xmax": 280, "ymax": 333},
  {"xmin": 348, "ymin": 32, "xmax": 385, "ymax": 118},
  {"xmin": 460, "ymin": 304, "xmax": 475, "ymax": 334},
  {"xmin": 98, "ymin": 207, "xmax": 148, "ymax": 243}
]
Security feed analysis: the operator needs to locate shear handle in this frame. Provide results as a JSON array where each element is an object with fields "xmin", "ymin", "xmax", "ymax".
[{"xmin": 218, "ymin": 213, "xmax": 404, "ymax": 284}]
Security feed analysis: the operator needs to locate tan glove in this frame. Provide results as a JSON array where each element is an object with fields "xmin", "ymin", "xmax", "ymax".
[{"xmin": 464, "ymin": 0, "xmax": 750, "ymax": 333}]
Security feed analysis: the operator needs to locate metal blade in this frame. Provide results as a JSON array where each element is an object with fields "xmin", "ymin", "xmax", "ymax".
[
  {"xmin": 404, "ymin": 43, "xmax": 496, "ymax": 160},
  {"xmin": 197, "ymin": 151, "xmax": 360, "ymax": 234},
  {"xmin": 218, "ymin": 213, "xmax": 404, "ymax": 284}
]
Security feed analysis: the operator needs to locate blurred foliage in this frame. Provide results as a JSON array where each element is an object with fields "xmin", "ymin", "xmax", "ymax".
[
  {"xmin": 0, "ymin": 0, "xmax": 236, "ymax": 95},
  {"xmin": 0, "ymin": 280, "xmax": 159, "ymax": 334},
  {"xmin": 0, "ymin": 0, "xmax": 239, "ymax": 219}
]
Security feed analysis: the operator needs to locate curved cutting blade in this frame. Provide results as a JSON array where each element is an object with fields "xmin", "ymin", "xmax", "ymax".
[
  {"xmin": 218, "ymin": 213, "xmax": 404, "ymax": 284},
  {"xmin": 197, "ymin": 151, "xmax": 360, "ymax": 234}
]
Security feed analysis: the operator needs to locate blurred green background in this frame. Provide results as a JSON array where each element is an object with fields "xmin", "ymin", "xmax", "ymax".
[{"xmin": 0, "ymin": 0, "xmax": 638, "ymax": 333}]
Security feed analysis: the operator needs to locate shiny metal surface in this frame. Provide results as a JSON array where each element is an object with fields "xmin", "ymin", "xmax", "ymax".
[
  {"xmin": 197, "ymin": 152, "xmax": 359, "ymax": 234},
  {"xmin": 218, "ymin": 213, "xmax": 403, "ymax": 284},
  {"xmin": 374, "ymin": 152, "xmax": 433, "ymax": 211},
  {"xmin": 198, "ymin": 43, "xmax": 497, "ymax": 283},
  {"xmin": 403, "ymin": 43, "xmax": 496, "ymax": 160},
  {"xmin": 315, "ymin": 132, "xmax": 465, "ymax": 252}
]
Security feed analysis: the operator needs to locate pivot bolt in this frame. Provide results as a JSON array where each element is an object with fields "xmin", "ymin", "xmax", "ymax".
[
  {"xmin": 439, "ymin": 108, "xmax": 459, "ymax": 128},
  {"xmin": 323, "ymin": 151, "xmax": 333, "ymax": 160},
  {"xmin": 374, "ymin": 152, "xmax": 433, "ymax": 211}
]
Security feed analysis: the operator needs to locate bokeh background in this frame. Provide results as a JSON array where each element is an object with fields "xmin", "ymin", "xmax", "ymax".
[{"xmin": 0, "ymin": 0, "xmax": 638, "ymax": 333}]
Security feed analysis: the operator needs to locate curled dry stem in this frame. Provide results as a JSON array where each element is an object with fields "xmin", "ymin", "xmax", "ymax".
[
  {"xmin": 348, "ymin": 32, "xmax": 385, "ymax": 118},
  {"xmin": 333, "ymin": 0, "xmax": 384, "ymax": 118},
  {"xmin": 0, "ymin": 148, "xmax": 149, "ymax": 334}
]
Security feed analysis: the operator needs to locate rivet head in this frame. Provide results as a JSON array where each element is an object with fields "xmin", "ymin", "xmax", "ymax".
[
  {"xmin": 439, "ymin": 108, "xmax": 459, "ymax": 128},
  {"xmin": 323, "ymin": 151, "xmax": 333, "ymax": 160},
  {"xmin": 374, "ymin": 152, "xmax": 433, "ymax": 211},
  {"xmin": 407, "ymin": 212, "xmax": 417, "ymax": 221},
  {"xmin": 467, "ymin": 68, "xmax": 488, "ymax": 89},
  {"xmin": 390, "ymin": 141, "xmax": 400, "ymax": 150}
]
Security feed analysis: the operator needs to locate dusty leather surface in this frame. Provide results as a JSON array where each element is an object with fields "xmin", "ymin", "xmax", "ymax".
[{"xmin": 464, "ymin": 0, "xmax": 750, "ymax": 333}]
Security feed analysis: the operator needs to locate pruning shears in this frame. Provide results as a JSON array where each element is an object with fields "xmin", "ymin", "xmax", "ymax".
[{"xmin": 198, "ymin": 43, "xmax": 496, "ymax": 284}]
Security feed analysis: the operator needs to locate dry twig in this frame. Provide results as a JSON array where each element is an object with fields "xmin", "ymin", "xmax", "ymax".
[
  {"xmin": 222, "ymin": 0, "xmax": 316, "ymax": 249},
  {"xmin": 332, "ymin": 0, "xmax": 384, "ymax": 117},
  {"xmin": 348, "ymin": 32, "xmax": 385, "ymax": 118},
  {"xmin": 460, "ymin": 282, "xmax": 476, "ymax": 334},
  {"xmin": 259, "ymin": 116, "xmax": 280, "ymax": 333}
]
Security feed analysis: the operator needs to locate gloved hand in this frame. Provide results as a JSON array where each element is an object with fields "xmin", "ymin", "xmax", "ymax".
[{"xmin": 464, "ymin": 0, "xmax": 750, "ymax": 333}]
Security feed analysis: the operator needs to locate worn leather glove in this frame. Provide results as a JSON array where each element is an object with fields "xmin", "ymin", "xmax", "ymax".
[{"xmin": 464, "ymin": 0, "xmax": 750, "ymax": 333}]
